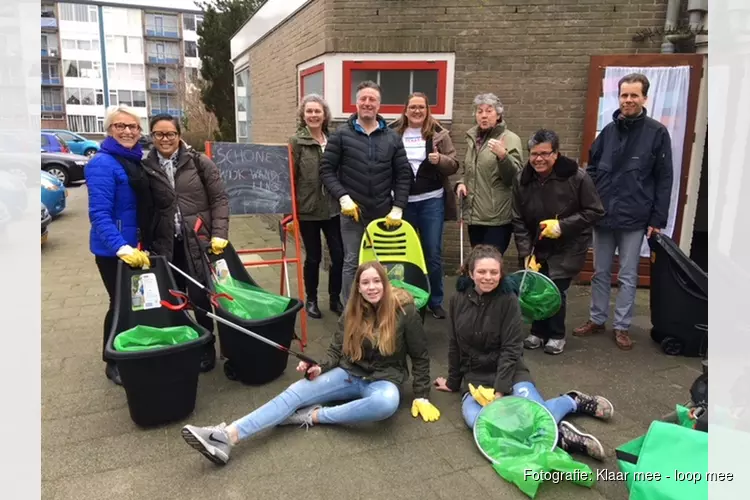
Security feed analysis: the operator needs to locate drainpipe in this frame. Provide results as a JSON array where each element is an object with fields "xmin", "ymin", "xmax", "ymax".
[{"xmin": 662, "ymin": 0, "xmax": 708, "ymax": 53}]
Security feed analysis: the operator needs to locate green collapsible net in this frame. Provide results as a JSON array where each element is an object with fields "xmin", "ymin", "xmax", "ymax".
[
  {"xmin": 505, "ymin": 270, "xmax": 562, "ymax": 323},
  {"xmin": 213, "ymin": 275, "xmax": 292, "ymax": 320},
  {"xmin": 113, "ymin": 325, "xmax": 200, "ymax": 352},
  {"xmin": 473, "ymin": 397, "xmax": 595, "ymax": 498}
]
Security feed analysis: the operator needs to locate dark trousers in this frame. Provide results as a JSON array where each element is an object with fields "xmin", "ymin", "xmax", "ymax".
[
  {"xmin": 468, "ymin": 223, "xmax": 514, "ymax": 255},
  {"xmin": 531, "ymin": 271, "xmax": 572, "ymax": 341},
  {"xmin": 172, "ymin": 239, "xmax": 214, "ymax": 334},
  {"xmin": 298, "ymin": 216, "xmax": 344, "ymax": 302},
  {"xmin": 95, "ymin": 256, "xmax": 119, "ymax": 363}
]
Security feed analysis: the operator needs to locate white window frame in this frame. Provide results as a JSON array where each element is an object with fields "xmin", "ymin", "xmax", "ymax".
[{"xmin": 297, "ymin": 53, "xmax": 456, "ymax": 121}]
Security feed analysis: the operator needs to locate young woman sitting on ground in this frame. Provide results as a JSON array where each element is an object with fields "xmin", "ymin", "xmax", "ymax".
[
  {"xmin": 181, "ymin": 260, "xmax": 441, "ymax": 465},
  {"xmin": 433, "ymin": 244, "xmax": 613, "ymax": 460}
]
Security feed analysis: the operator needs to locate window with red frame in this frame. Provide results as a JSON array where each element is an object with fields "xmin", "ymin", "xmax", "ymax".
[
  {"xmin": 342, "ymin": 60, "xmax": 448, "ymax": 114},
  {"xmin": 299, "ymin": 63, "xmax": 324, "ymax": 99}
]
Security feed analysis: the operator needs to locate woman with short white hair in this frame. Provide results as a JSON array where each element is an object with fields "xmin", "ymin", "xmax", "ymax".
[
  {"xmin": 454, "ymin": 93, "xmax": 524, "ymax": 254},
  {"xmin": 85, "ymin": 105, "xmax": 152, "ymax": 385}
]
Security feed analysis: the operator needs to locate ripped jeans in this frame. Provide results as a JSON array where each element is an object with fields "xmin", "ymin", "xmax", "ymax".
[{"xmin": 231, "ymin": 367, "xmax": 401, "ymax": 441}]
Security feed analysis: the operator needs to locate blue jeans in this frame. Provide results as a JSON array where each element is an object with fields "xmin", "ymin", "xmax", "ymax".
[
  {"xmin": 404, "ymin": 196, "xmax": 445, "ymax": 308},
  {"xmin": 461, "ymin": 381, "xmax": 577, "ymax": 428},
  {"xmin": 231, "ymin": 367, "xmax": 400, "ymax": 441},
  {"xmin": 590, "ymin": 227, "xmax": 646, "ymax": 330}
]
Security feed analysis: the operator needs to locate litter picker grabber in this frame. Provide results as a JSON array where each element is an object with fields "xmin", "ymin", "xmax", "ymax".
[
  {"xmin": 458, "ymin": 194, "xmax": 465, "ymax": 267},
  {"xmin": 163, "ymin": 262, "xmax": 320, "ymax": 374}
]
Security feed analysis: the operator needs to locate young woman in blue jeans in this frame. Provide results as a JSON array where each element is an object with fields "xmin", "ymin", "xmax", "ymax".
[
  {"xmin": 181, "ymin": 261, "xmax": 441, "ymax": 465},
  {"xmin": 433, "ymin": 245, "xmax": 614, "ymax": 460}
]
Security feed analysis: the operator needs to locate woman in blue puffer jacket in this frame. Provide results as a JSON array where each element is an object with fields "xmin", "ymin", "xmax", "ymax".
[{"xmin": 86, "ymin": 105, "xmax": 152, "ymax": 385}]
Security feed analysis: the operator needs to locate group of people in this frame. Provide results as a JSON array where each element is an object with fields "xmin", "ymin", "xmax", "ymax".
[
  {"xmin": 85, "ymin": 71, "xmax": 673, "ymax": 471},
  {"xmin": 86, "ymin": 106, "xmax": 230, "ymax": 385}
]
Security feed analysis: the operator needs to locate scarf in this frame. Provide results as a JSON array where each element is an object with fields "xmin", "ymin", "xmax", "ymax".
[
  {"xmin": 102, "ymin": 136, "xmax": 154, "ymax": 249},
  {"xmin": 157, "ymin": 148, "xmax": 183, "ymax": 237}
]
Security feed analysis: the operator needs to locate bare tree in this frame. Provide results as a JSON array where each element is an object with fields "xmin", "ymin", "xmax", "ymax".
[{"xmin": 179, "ymin": 73, "xmax": 219, "ymax": 151}]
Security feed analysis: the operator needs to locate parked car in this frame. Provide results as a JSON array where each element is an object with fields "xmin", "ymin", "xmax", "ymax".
[
  {"xmin": 42, "ymin": 129, "xmax": 100, "ymax": 157},
  {"xmin": 41, "ymin": 132, "xmax": 71, "ymax": 154},
  {"xmin": 41, "ymin": 170, "xmax": 67, "ymax": 217},
  {"xmin": 41, "ymin": 203, "xmax": 51, "ymax": 245},
  {"xmin": 41, "ymin": 151, "xmax": 88, "ymax": 186}
]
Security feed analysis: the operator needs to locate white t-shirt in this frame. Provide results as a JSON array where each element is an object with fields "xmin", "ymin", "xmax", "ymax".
[{"xmin": 402, "ymin": 127, "xmax": 444, "ymax": 203}]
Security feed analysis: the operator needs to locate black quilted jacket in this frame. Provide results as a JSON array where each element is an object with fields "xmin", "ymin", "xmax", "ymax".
[{"xmin": 319, "ymin": 114, "xmax": 412, "ymax": 221}]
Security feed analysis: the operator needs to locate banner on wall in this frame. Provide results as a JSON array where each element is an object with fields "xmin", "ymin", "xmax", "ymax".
[{"xmin": 599, "ymin": 66, "xmax": 690, "ymax": 258}]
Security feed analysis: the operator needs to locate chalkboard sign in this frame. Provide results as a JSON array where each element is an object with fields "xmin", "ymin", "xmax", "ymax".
[{"xmin": 210, "ymin": 142, "xmax": 292, "ymax": 215}]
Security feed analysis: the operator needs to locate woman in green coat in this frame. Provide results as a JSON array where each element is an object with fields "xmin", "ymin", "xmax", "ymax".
[
  {"xmin": 455, "ymin": 93, "xmax": 524, "ymax": 254},
  {"xmin": 289, "ymin": 94, "xmax": 344, "ymax": 319}
]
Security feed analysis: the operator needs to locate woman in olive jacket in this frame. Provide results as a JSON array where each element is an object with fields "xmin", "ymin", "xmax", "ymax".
[
  {"xmin": 434, "ymin": 245, "xmax": 613, "ymax": 461},
  {"xmin": 289, "ymin": 94, "xmax": 344, "ymax": 319}
]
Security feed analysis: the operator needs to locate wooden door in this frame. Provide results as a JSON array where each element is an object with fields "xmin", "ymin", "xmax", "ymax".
[{"xmin": 576, "ymin": 54, "xmax": 704, "ymax": 288}]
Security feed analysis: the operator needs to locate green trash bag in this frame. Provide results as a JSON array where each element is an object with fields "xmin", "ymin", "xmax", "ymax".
[
  {"xmin": 113, "ymin": 325, "xmax": 200, "ymax": 352},
  {"xmin": 505, "ymin": 270, "xmax": 562, "ymax": 323},
  {"xmin": 473, "ymin": 396, "xmax": 595, "ymax": 498},
  {"xmin": 616, "ymin": 419, "xmax": 708, "ymax": 499},
  {"xmin": 213, "ymin": 275, "xmax": 292, "ymax": 320},
  {"xmin": 390, "ymin": 279, "xmax": 430, "ymax": 309}
]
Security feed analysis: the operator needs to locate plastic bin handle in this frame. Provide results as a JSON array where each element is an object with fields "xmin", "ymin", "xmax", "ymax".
[
  {"xmin": 161, "ymin": 289, "xmax": 190, "ymax": 311},
  {"xmin": 209, "ymin": 292, "xmax": 233, "ymax": 308}
]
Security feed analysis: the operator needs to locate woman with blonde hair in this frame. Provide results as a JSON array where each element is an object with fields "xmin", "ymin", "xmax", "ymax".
[
  {"xmin": 389, "ymin": 92, "xmax": 459, "ymax": 319},
  {"xmin": 180, "ymin": 261, "xmax": 440, "ymax": 466},
  {"xmin": 289, "ymin": 94, "xmax": 344, "ymax": 319},
  {"xmin": 85, "ymin": 105, "xmax": 152, "ymax": 385}
]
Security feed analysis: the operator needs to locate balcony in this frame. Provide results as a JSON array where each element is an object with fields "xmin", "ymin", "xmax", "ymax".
[
  {"xmin": 41, "ymin": 104, "xmax": 64, "ymax": 113},
  {"xmin": 42, "ymin": 77, "xmax": 62, "ymax": 86},
  {"xmin": 41, "ymin": 16, "xmax": 57, "ymax": 31},
  {"xmin": 144, "ymin": 25, "xmax": 180, "ymax": 39},
  {"xmin": 150, "ymin": 108, "xmax": 182, "ymax": 117},
  {"xmin": 41, "ymin": 48, "xmax": 60, "ymax": 59},
  {"xmin": 148, "ymin": 81, "xmax": 178, "ymax": 91},
  {"xmin": 146, "ymin": 53, "xmax": 181, "ymax": 65}
]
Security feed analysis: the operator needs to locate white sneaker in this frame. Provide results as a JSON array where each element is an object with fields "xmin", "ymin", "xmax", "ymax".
[
  {"xmin": 544, "ymin": 338, "xmax": 566, "ymax": 355},
  {"xmin": 523, "ymin": 334, "xmax": 543, "ymax": 350}
]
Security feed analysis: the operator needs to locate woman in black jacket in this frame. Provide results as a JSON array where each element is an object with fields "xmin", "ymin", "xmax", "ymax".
[{"xmin": 434, "ymin": 245, "xmax": 612, "ymax": 460}]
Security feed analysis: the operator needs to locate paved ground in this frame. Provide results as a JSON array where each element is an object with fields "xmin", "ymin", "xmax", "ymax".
[{"xmin": 42, "ymin": 185, "xmax": 703, "ymax": 500}]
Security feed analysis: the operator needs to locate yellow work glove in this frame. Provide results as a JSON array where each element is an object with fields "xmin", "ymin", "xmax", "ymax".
[
  {"xmin": 539, "ymin": 219, "xmax": 562, "ymax": 239},
  {"xmin": 385, "ymin": 206, "xmax": 403, "ymax": 228},
  {"xmin": 210, "ymin": 237, "xmax": 229, "ymax": 254},
  {"xmin": 117, "ymin": 245, "xmax": 151, "ymax": 268},
  {"xmin": 524, "ymin": 254, "xmax": 541, "ymax": 272},
  {"xmin": 468, "ymin": 384, "xmax": 496, "ymax": 407},
  {"xmin": 411, "ymin": 398, "xmax": 441, "ymax": 422},
  {"xmin": 339, "ymin": 195, "xmax": 360, "ymax": 222}
]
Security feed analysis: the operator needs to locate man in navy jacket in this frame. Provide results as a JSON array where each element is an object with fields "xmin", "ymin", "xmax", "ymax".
[{"xmin": 574, "ymin": 73, "xmax": 673, "ymax": 350}]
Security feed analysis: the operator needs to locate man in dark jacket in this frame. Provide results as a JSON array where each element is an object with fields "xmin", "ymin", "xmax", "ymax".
[
  {"xmin": 512, "ymin": 129, "xmax": 604, "ymax": 355},
  {"xmin": 319, "ymin": 80, "xmax": 413, "ymax": 303},
  {"xmin": 575, "ymin": 73, "xmax": 673, "ymax": 350}
]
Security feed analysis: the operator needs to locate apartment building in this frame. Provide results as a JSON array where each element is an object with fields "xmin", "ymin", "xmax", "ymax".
[{"xmin": 41, "ymin": 1, "xmax": 203, "ymax": 135}]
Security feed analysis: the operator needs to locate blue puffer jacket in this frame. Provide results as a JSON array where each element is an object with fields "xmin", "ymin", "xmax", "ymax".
[{"xmin": 85, "ymin": 149, "xmax": 139, "ymax": 257}]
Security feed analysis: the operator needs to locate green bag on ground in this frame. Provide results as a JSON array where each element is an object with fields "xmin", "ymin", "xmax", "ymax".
[
  {"xmin": 390, "ymin": 279, "xmax": 430, "ymax": 309},
  {"xmin": 474, "ymin": 396, "xmax": 595, "ymax": 498},
  {"xmin": 616, "ymin": 420, "xmax": 708, "ymax": 499},
  {"xmin": 113, "ymin": 325, "xmax": 199, "ymax": 352},
  {"xmin": 214, "ymin": 275, "xmax": 292, "ymax": 320}
]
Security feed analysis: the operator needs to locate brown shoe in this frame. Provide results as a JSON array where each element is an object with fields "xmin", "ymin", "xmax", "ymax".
[
  {"xmin": 614, "ymin": 329, "xmax": 633, "ymax": 350},
  {"xmin": 573, "ymin": 320, "xmax": 605, "ymax": 337}
]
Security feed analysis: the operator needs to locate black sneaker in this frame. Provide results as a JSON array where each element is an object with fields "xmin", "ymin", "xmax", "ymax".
[
  {"xmin": 567, "ymin": 390, "xmax": 614, "ymax": 420},
  {"xmin": 200, "ymin": 343, "xmax": 216, "ymax": 372},
  {"xmin": 306, "ymin": 301, "xmax": 322, "ymax": 319},
  {"xmin": 105, "ymin": 362, "xmax": 122, "ymax": 386},
  {"xmin": 558, "ymin": 421, "xmax": 606, "ymax": 461},
  {"xmin": 429, "ymin": 305, "xmax": 447, "ymax": 319}
]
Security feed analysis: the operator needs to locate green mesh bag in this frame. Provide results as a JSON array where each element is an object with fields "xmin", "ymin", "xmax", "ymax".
[
  {"xmin": 505, "ymin": 270, "xmax": 562, "ymax": 323},
  {"xmin": 214, "ymin": 275, "xmax": 292, "ymax": 320},
  {"xmin": 113, "ymin": 325, "xmax": 200, "ymax": 352},
  {"xmin": 390, "ymin": 279, "xmax": 430, "ymax": 309},
  {"xmin": 473, "ymin": 396, "xmax": 595, "ymax": 498}
]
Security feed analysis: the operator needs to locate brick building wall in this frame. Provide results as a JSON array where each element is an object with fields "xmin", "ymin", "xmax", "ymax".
[{"xmin": 247, "ymin": 0, "xmax": 671, "ymax": 274}]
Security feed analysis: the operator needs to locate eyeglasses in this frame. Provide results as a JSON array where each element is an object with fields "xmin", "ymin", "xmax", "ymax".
[
  {"xmin": 530, "ymin": 151, "xmax": 555, "ymax": 159},
  {"xmin": 112, "ymin": 123, "xmax": 141, "ymax": 132},
  {"xmin": 152, "ymin": 131, "xmax": 179, "ymax": 140},
  {"xmin": 408, "ymin": 105, "xmax": 426, "ymax": 111}
]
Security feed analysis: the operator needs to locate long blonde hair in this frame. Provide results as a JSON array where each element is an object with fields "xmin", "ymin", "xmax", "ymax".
[{"xmin": 343, "ymin": 261, "xmax": 400, "ymax": 361}]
